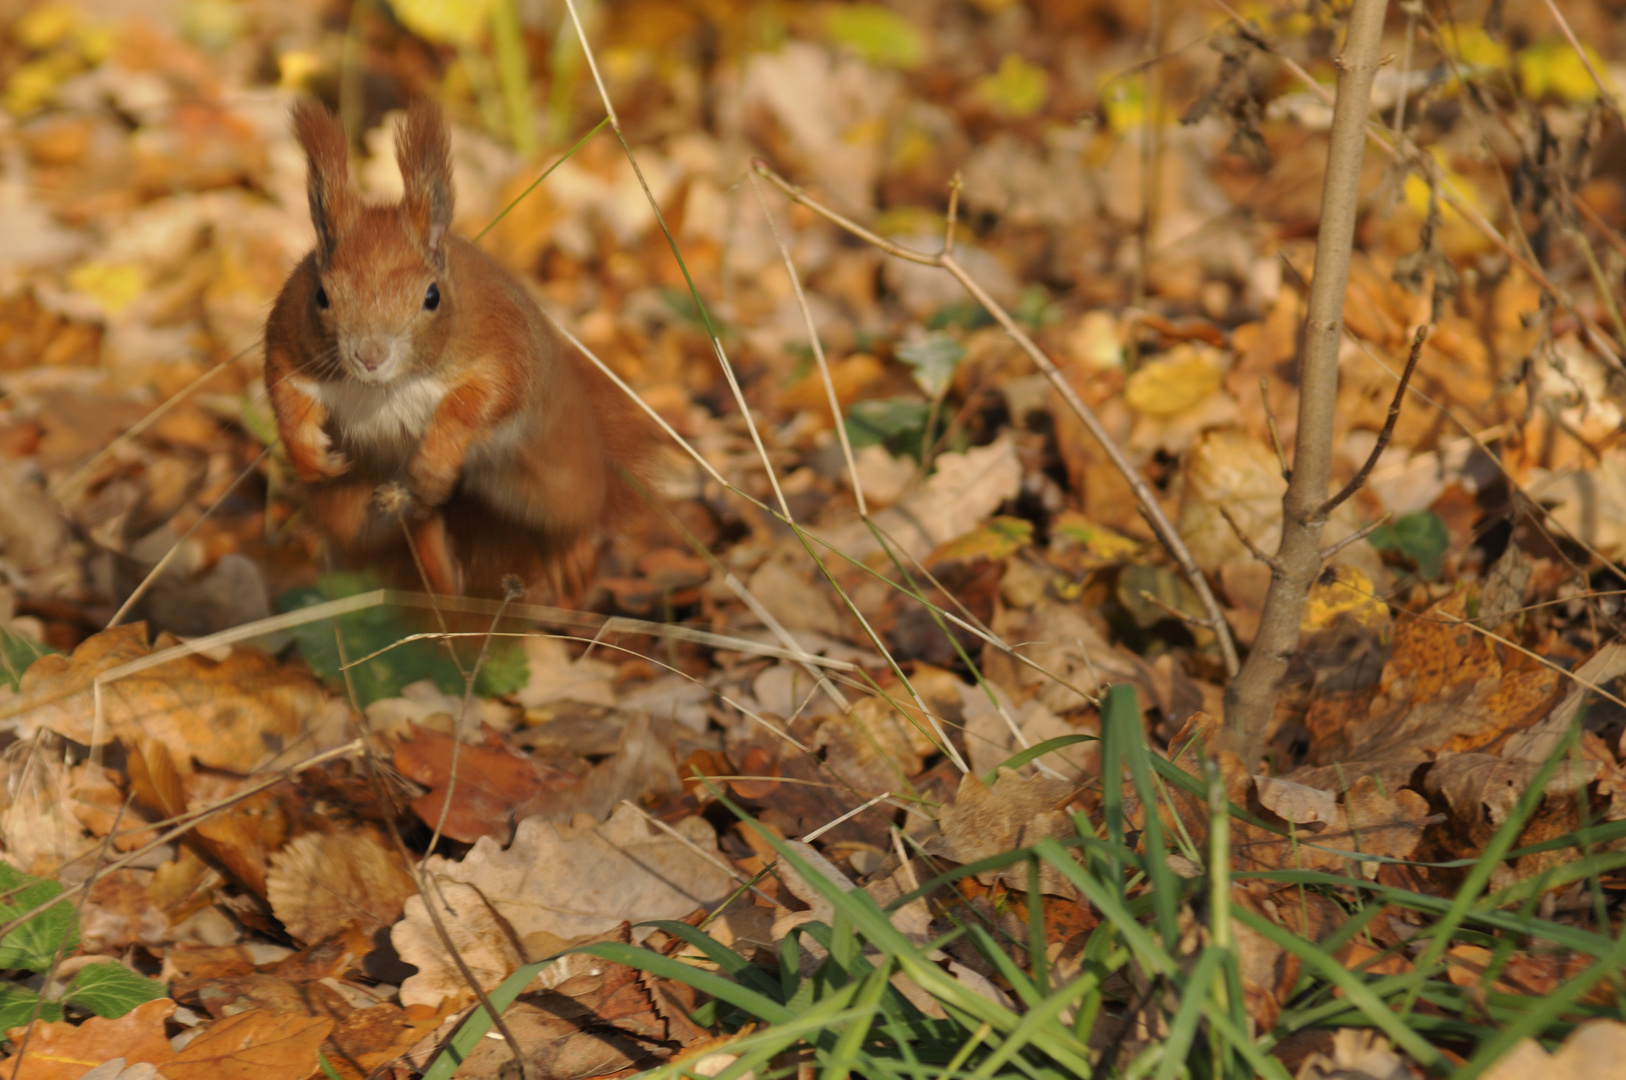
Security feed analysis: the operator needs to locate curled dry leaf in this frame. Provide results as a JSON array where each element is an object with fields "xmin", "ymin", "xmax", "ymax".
[
  {"xmin": 264, "ymin": 828, "xmax": 416, "ymax": 944},
  {"xmin": 1424, "ymin": 752, "xmax": 1598, "ymax": 846},
  {"xmin": 1307, "ymin": 590, "xmax": 1561, "ymax": 765}
]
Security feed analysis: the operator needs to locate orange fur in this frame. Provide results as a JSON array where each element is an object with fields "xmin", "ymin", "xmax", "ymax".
[{"xmin": 265, "ymin": 99, "xmax": 657, "ymax": 600}]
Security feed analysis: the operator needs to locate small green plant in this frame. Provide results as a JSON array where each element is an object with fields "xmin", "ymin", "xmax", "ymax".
[
  {"xmin": 0, "ymin": 629, "xmax": 56, "ymax": 691},
  {"xmin": 278, "ymin": 573, "xmax": 528, "ymax": 706},
  {"xmin": 0, "ymin": 862, "xmax": 166, "ymax": 1028},
  {"xmin": 1368, "ymin": 510, "xmax": 1450, "ymax": 580}
]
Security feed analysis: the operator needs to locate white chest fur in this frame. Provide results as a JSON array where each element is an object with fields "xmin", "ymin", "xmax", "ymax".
[{"xmin": 317, "ymin": 374, "xmax": 448, "ymax": 456}]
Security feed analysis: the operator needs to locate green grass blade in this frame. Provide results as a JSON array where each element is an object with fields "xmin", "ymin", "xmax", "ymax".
[
  {"xmin": 1231, "ymin": 907, "xmax": 1443, "ymax": 1067},
  {"xmin": 1151, "ymin": 945, "xmax": 1224, "ymax": 1080},
  {"xmin": 823, "ymin": 960, "xmax": 894, "ymax": 1080},
  {"xmin": 1404, "ymin": 718, "xmax": 1584, "ymax": 1013},
  {"xmin": 982, "ymin": 735, "xmax": 1096, "ymax": 785},
  {"xmin": 1454, "ymin": 932, "xmax": 1626, "ymax": 1079},
  {"xmin": 1108, "ymin": 684, "xmax": 1179, "ymax": 948}
]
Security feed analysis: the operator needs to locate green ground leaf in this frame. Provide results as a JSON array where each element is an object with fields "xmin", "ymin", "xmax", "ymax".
[
  {"xmin": 1368, "ymin": 511, "xmax": 1449, "ymax": 579},
  {"xmin": 62, "ymin": 960, "xmax": 167, "ymax": 1018},
  {"xmin": 278, "ymin": 574, "xmax": 526, "ymax": 705},
  {"xmin": 0, "ymin": 863, "xmax": 76, "ymax": 972},
  {"xmin": 0, "ymin": 984, "xmax": 58, "ymax": 1030},
  {"xmin": 0, "ymin": 628, "xmax": 58, "ymax": 691}
]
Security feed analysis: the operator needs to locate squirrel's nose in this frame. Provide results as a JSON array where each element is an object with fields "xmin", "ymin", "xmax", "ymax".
[{"xmin": 355, "ymin": 340, "xmax": 387, "ymax": 371}]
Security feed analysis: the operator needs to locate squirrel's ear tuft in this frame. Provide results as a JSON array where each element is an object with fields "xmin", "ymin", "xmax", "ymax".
[
  {"xmin": 291, "ymin": 99, "xmax": 356, "ymax": 261},
  {"xmin": 397, "ymin": 98, "xmax": 454, "ymax": 263}
]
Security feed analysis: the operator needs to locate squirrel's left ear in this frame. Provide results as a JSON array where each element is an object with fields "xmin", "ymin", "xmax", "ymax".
[{"xmin": 397, "ymin": 98, "xmax": 454, "ymax": 263}]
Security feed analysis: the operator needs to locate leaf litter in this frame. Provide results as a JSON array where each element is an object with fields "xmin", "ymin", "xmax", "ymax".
[{"xmin": 0, "ymin": 0, "xmax": 1625, "ymax": 1076}]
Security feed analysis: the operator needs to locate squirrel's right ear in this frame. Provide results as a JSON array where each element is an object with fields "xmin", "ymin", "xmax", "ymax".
[{"xmin": 291, "ymin": 99, "xmax": 357, "ymax": 261}]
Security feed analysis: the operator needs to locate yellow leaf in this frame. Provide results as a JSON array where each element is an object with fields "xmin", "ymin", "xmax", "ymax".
[
  {"xmin": 68, "ymin": 261, "xmax": 148, "ymax": 316},
  {"xmin": 1448, "ymin": 25, "xmax": 1509, "ymax": 71},
  {"xmin": 1066, "ymin": 311, "xmax": 1124, "ymax": 371},
  {"xmin": 277, "ymin": 50, "xmax": 323, "ymax": 89},
  {"xmin": 14, "ymin": 4, "xmax": 79, "ymax": 51},
  {"xmin": 1101, "ymin": 78, "xmax": 1145, "ymax": 133},
  {"xmin": 1051, "ymin": 511, "xmax": 1139, "ymax": 564},
  {"xmin": 1519, "ymin": 38, "xmax": 1606, "ymax": 103},
  {"xmin": 930, "ymin": 515, "xmax": 1033, "ymax": 564},
  {"xmin": 1123, "ymin": 344, "xmax": 1225, "ymax": 418},
  {"xmin": 1301, "ymin": 566, "xmax": 1387, "ymax": 633},
  {"xmin": 3, "ymin": 54, "xmax": 77, "ymax": 115},
  {"xmin": 975, "ymin": 55, "xmax": 1048, "ymax": 119},
  {"xmin": 825, "ymin": 4, "xmax": 925, "ymax": 70},
  {"xmin": 392, "ymin": 0, "xmax": 495, "ymax": 48}
]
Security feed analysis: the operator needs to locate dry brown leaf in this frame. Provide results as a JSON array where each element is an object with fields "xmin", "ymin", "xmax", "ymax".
[
  {"xmin": 13, "ymin": 625, "xmax": 325, "ymax": 774},
  {"xmin": 1481, "ymin": 1019, "xmax": 1626, "ymax": 1080},
  {"xmin": 391, "ymin": 879, "xmax": 525, "ymax": 1010},
  {"xmin": 931, "ymin": 771, "xmax": 1077, "ymax": 897},
  {"xmin": 1424, "ymin": 753, "xmax": 1598, "ymax": 846},
  {"xmin": 264, "ymin": 828, "xmax": 416, "ymax": 944},
  {"xmin": 165, "ymin": 1009, "xmax": 333, "ymax": 1080},
  {"xmin": 1308, "ymin": 591, "xmax": 1562, "ymax": 764},
  {"xmin": 420, "ymin": 805, "xmax": 735, "ymax": 944},
  {"xmin": 392, "ymin": 724, "xmax": 560, "ymax": 844},
  {"xmin": 3, "ymin": 999, "xmax": 176, "ymax": 1080}
]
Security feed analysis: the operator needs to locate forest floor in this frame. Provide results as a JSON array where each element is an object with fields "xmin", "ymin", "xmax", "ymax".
[{"xmin": 2, "ymin": 0, "xmax": 1626, "ymax": 1077}]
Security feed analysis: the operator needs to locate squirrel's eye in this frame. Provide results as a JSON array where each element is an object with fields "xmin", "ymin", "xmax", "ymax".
[
  {"xmin": 424, "ymin": 283, "xmax": 441, "ymax": 311},
  {"xmin": 315, "ymin": 285, "xmax": 330, "ymax": 310}
]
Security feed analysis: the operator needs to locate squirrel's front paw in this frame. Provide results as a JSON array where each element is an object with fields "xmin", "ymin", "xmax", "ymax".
[
  {"xmin": 315, "ymin": 449, "xmax": 352, "ymax": 478},
  {"xmin": 372, "ymin": 481, "xmax": 417, "ymax": 517},
  {"xmin": 406, "ymin": 459, "xmax": 458, "ymax": 508}
]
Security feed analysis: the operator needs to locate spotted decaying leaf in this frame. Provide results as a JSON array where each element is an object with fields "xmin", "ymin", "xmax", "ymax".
[{"xmin": 10, "ymin": 624, "xmax": 328, "ymax": 774}]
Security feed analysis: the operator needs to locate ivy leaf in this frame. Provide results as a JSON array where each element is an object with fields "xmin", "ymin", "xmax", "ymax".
[
  {"xmin": 0, "ymin": 863, "xmax": 76, "ymax": 972},
  {"xmin": 62, "ymin": 961, "xmax": 168, "ymax": 1019}
]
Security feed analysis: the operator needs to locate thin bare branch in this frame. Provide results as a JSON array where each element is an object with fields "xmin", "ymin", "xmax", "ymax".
[
  {"xmin": 1208, "ymin": 0, "xmax": 1624, "ymax": 371},
  {"xmin": 1260, "ymin": 376, "xmax": 1290, "ymax": 480},
  {"xmin": 1223, "ymin": 0, "xmax": 1389, "ymax": 764},
  {"xmin": 1320, "ymin": 512, "xmax": 1393, "ymax": 563},
  {"xmin": 1219, "ymin": 505, "xmax": 1281, "ymax": 571},
  {"xmin": 1320, "ymin": 324, "xmax": 1428, "ymax": 517}
]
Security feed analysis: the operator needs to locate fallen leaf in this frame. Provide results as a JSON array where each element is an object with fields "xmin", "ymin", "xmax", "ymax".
[
  {"xmin": 392, "ymin": 880, "xmax": 525, "ymax": 1009},
  {"xmin": 264, "ymin": 828, "xmax": 416, "ymax": 944},
  {"xmin": 931, "ymin": 771, "xmax": 1077, "ymax": 897},
  {"xmin": 13, "ymin": 625, "xmax": 326, "ymax": 774},
  {"xmin": 421, "ymin": 805, "xmax": 735, "ymax": 945},
  {"xmin": 1481, "ymin": 1018, "xmax": 1626, "ymax": 1080},
  {"xmin": 165, "ymin": 1009, "xmax": 332, "ymax": 1080},
  {"xmin": 392, "ymin": 724, "xmax": 559, "ymax": 844},
  {"xmin": 3, "ymin": 998, "xmax": 176, "ymax": 1080}
]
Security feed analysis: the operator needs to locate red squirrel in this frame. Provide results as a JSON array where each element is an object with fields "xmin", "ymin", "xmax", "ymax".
[{"xmin": 264, "ymin": 98, "xmax": 654, "ymax": 599}]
